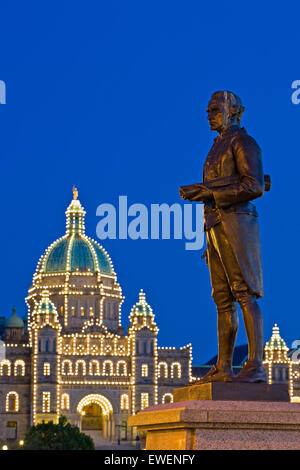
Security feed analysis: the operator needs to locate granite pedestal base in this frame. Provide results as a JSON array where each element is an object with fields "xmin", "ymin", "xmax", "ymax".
[{"xmin": 129, "ymin": 396, "xmax": 300, "ymax": 450}]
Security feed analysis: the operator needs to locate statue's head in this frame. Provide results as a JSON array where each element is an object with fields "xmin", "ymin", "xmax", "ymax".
[{"xmin": 206, "ymin": 91, "xmax": 245, "ymax": 133}]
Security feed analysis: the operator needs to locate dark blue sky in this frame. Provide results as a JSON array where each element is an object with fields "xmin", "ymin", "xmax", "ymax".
[{"xmin": 0, "ymin": 1, "xmax": 299, "ymax": 363}]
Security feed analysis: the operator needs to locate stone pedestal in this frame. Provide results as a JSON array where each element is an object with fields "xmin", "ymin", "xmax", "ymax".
[
  {"xmin": 174, "ymin": 382, "xmax": 289, "ymax": 402},
  {"xmin": 129, "ymin": 387, "xmax": 300, "ymax": 450}
]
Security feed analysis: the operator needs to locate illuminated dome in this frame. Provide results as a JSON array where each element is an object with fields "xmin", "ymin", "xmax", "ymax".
[
  {"xmin": 264, "ymin": 324, "xmax": 289, "ymax": 363},
  {"xmin": 130, "ymin": 290, "xmax": 153, "ymax": 317},
  {"xmin": 265, "ymin": 324, "xmax": 288, "ymax": 351},
  {"xmin": 35, "ymin": 189, "xmax": 114, "ymax": 276}
]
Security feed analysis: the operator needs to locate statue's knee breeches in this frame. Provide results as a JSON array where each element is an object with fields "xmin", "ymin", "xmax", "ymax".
[{"xmin": 211, "ymin": 286, "xmax": 235, "ymax": 312}]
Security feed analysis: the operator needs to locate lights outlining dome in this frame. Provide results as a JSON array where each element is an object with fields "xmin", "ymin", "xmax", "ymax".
[
  {"xmin": 130, "ymin": 290, "xmax": 154, "ymax": 317},
  {"xmin": 128, "ymin": 289, "xmax": 159, "ymax": 335},
  {"xmin": 34, "ymin": 291, "xmax": 56, "ymax": 316},
  {"xmin": 31, "ymin": 291, "xmax": 61, "ymax": 331},
  {"xmin": 27, "ymin": 189, "xmax": 123, "ymax": 332},
  {"xmin": 34, "ymin": 189, "xmax": 115, "ymax": 277},
  {"xmin": 265, "ymin": 324, "xmax": 288, "ymax": 355}
]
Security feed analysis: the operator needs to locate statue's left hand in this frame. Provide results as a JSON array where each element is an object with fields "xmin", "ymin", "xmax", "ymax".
[{"xmin": 180, "ymin": 184, "xmax": 213, "ymax": 202}]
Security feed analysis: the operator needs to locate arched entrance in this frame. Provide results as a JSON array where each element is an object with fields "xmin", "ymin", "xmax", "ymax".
[
  {"xmin": 77, "ymin": 394, "xmax": 114, "ymax": 445},
  {"xmin": 81, "ymin": 402, "xmax": 103, "ymax": 430}
]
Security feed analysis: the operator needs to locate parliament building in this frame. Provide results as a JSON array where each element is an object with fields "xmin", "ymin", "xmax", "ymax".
[{"xmin": 0, "ymin": 191, "xmax": 192, "ymax": 445}]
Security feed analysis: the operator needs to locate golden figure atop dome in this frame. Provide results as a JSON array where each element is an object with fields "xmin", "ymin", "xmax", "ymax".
[{"xmin": 73, "ymin": 186, "xmax": 78, "ymax": 200}]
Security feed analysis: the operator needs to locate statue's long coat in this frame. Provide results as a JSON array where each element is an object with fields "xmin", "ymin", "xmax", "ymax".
[{"xmin": 201, "ymin": 125, "xmax": 264, "ymax": 298}]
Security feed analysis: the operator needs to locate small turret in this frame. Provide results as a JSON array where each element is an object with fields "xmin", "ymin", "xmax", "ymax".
[{"xmin": 3, "ymin": 307, "xmax": 25, "ymax": 341}]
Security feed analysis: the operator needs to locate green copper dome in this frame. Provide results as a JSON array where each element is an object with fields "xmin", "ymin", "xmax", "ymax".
[
  {"xmin": 5, "ymin": 308, "xmax": 25, "ymax": 329},
  {"xmin": 36, "ymin": 192, "xmax": 114, "ymax": 276},
  {"xmin": 130, "ymin": 290, "xmax": 153, "ymax": 317}
]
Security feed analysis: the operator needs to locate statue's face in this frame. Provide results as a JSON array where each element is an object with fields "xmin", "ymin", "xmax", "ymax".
[{"xmin": 206, "ymin": 98, "xmax": 227, "ymax": 131}]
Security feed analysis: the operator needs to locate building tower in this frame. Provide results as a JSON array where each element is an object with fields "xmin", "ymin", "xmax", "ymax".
[
  {"xmin": 30, "ymin": 291, "xmax": 61, "ymax": 424},
  {"xmin": 264, "ymin": 324, "xmax": 291, "ymax": 396},
  {"xmin": 128, "ymin": 290, "xmax": 159, "ymax": 414}
]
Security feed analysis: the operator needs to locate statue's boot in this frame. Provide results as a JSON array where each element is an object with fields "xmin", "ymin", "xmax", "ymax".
[
  {"xmin": 189, "ymin": 305, "xmax": 238, "ymax": 385},
  {"xmin": 233, "ymin": 359, "xmax": 268, "ymax": 383},
  {"xmin": 233, "ymin": 297, "xmax": 268, "ymax": 383},
  {"xmin": 191, "ymin": 364, "xmax": 233, "ymax": 385}
]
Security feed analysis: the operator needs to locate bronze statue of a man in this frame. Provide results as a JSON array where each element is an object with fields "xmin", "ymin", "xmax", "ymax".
[{"xmin": 180, "ymin": 91, "xmax": 269, "ymax": 383}]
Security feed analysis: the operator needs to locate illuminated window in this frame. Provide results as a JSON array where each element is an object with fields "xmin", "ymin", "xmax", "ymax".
[
  {"xmin": 42, "ymin": 392, "xmax": 51, "ymax": 413},
  {"xmin": 162, "ymin": 393, "xmax": 173, "ymax": 404},
  {"xmin": 0, "ymin": 360, "xmax": 11, "ymax": 376},
  {"xmin": 60, "ymin": 306, "xmax": 64, "ymax": 317},
  {"xmin": 6, "ymin": 421, "xmax": 17, "ymax": 440},
  {"xmin": 89, "ymin": 307, "xmax": 94, "ymax": 317},
  {"xmin": 89, "ymin": 360, "xmax": 100, "ymax": 376},
  {"xmin": 43, "ymin": 362, "xmax": 51, "ymax": 376},
  {"xmin": 141, "ymin": 364, "xmax": 149, "ymax": 377},
  {"xmin": 75, "ymin": 360, "xmax": 86, "ymax": 376},
  {"xmin": 61, "ymin": 393, "xmax": 70, "ymax": 410},
  {"xmin": 120, "ymin": 394, "xmax": 129, "ymax": 410},
  {"xmin": 103, "ymin": 360, "xmax": 113, "ymax": 376},
  {"xmin": 6, "ymin": 392, "xmax": 19, "ymax": 412},
  {"xmin": 62, "ymin": 360, "xmax": 73, "ymax": 375},
  {"xmin": 158, "ymin": 362, "xmax": 168, "ymax": 378},
  {"xmin": 116, "ymin": 360, "xmax": 127, "ymax": 376},
  {"xmin": 80, "ymin": 307, "xmax": 85, "ymax": 317},
  {"xmin": 71, "ymin": 306, "xmax": 76, "ymax": 317},
  {"xmin": 171, "ymin": 362, "xmax": 182, "ymax": 379},
  {"xmin": 141, "ymin": 393, "xmax": 149, "ymax": 410},
  {"xmin": 14, "ymin": 360, "xmax": 25, "ymax": 376}
]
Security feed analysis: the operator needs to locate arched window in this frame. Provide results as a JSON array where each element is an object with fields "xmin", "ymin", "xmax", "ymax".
[
  {"xmin": 62, "ymin": 359, "xmax": 73, "ymax": 376},
  {"xmin": 0, "ymin": 360, "xmax": 11, "ymax": 376},
  {"xmin": 120, "ymin": 394, "xmax": 129, "ymax": 410},
  {"xmin": 43, "ymin": 362, "xmax": 51, "ymax": 376},
  {"xmin": 6, "ymin": 392, "xmax": 19, "ymax": 412},
  {"xmin": 75, "ymin": 360, "xmax": 86, "ymax": 376},
  {"xmin": 141, "ymin": 364, "xmax": 149, "ymax": 377},
  {"xmin": 171, "ymin": 362, "xmax": 182, "ymax": 379},
  {"xmin": 61, "ymin": 393, "xmax": 70, "ymax": 410},
  {"xmin": 89, "ymin": 360, "xmax": 100, "ymax": 376},
  {"xmin": 14, "ymin": 360, "xmax": 25, "ymax": 376},
  {"xmin": 116, "ymin": 360, "xmax": 127, "ymax": 376},
  {"xmin": 158, "ymin": 362, "xmax": 168, "ymax": 378},
  {"xmin": 103, "ymin": 360, "xmax": 113, "ymax": 376},
  {"xmin": 162, "ymin": 393, "xmax": 173, "ymax": 404}
]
